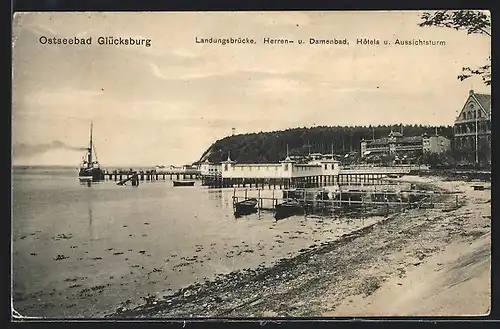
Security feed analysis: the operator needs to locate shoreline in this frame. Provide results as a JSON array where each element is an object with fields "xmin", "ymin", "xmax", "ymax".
[
  {"xmin": 111, "ymin": 174, "xmax": 490, "ymax": 318},
  {"xmin": 111, "ymin": 212, "xmax": 401, "ymax": 318},
  {"xmin": 111, "ymin": 211, "xmax": 404, "ymax": 318}
]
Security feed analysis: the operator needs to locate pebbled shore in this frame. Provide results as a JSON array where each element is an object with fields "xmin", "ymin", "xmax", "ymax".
[{"xmin": 109, "ymin": 175, "xmax": 491, "ymax": 318}]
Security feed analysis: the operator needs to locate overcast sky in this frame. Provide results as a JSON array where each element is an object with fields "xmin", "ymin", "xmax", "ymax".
[{"xmin": 12, "ymin": 11, "xmax": 490, "ymax": 167}]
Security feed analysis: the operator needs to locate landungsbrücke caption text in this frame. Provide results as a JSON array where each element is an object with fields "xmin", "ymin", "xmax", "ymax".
[{"xmin": 195, "ymin": 37, "xmax": 446, "ymax": 46}]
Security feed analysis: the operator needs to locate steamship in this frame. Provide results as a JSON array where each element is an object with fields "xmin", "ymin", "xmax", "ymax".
[{"xmin": 78, "ymin": 121, "xmax": 104, "ymax": 182}]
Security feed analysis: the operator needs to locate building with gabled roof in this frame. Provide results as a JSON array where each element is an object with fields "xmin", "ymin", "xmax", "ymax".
[
  {"xmin": 360, "ymin": 130, "xmax": 450, "ymax": 160},
  {"xmin": 453, "ymin": 90, "xmax": 491, "ymax": 165}
]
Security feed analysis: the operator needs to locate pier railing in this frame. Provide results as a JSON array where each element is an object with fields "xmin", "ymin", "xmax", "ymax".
[
  {"xmin": 342, "ymin": 164, "xmax": 430, "ymax": 171},
  {"xmin": 339, "ymin": 167, "xmax": 411, "ymax": 175}
]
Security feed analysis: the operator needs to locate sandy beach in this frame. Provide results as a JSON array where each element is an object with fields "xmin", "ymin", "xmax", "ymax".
[
  {"xmin": 112, "ymin": 174, "xmax": 491, "ymax": 318},
  {"xmin": 324, "ymin": 175, "xmax": 491, "ymax": 317}
]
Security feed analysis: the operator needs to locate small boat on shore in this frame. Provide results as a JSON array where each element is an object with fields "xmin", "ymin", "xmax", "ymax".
[
  {"xmin": 274, "ymin": 200, "xmax": 304, "ymax": 220},
  {"xmin": 173, "ymin": 180, "xmax": 195, "ymax": 187},
  {"xmin": 234, "ymin": 198, "xmax": 258, "ymax": 216}
]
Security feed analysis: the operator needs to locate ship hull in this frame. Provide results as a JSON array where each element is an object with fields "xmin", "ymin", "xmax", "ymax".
[{"xmin": 78, "ymin": 168, "xmax": 104, "ymax": 182}]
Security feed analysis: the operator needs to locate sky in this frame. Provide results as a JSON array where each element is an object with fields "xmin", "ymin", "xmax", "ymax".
[{"xmin": 12, "ymin": 11, "xmax": 491, "ymax": 167}]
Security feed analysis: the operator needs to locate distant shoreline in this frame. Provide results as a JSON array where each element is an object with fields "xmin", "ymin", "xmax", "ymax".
[
  {"xmin": 12, "ymin": 165, "xmax": 77, "ymax": 169},
  {"xmin": 12, "ymin": 165, "xmax": 157, "ymax": 169}
]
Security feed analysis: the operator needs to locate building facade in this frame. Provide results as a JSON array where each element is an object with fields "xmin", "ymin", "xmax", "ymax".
[
  {"xmin": 220, "ymin": 155, "xmax": 340, "ymax": 179},
  {"xmin": 360, "ymin": 131, "xmax": 451, "ymax": 158},
  {"xmin": 453, "ymin": 90, "xmax": 491, "ymax": 165}
]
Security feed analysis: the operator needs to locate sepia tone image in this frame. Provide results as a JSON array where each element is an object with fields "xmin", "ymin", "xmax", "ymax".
[{"xmin": 11, "ymin": 10, "xmax": 491, "ymax": 319}]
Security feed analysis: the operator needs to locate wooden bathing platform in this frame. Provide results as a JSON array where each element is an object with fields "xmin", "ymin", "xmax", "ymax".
[{"xmin": 231, "ymin": 186, "xmax": 463, "ymax": 219}]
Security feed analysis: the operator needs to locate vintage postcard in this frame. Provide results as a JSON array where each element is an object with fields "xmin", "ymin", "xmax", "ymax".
[{"xmin": 11, "ymin": 11, "xmax": 491, "ymax": 319}]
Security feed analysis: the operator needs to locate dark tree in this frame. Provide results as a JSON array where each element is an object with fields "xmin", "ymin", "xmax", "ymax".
[{"xmin": 419, "ymin": 10, "xmax": 491, "ymax": 86}]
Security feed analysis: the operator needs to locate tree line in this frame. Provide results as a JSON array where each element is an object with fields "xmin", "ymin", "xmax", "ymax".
[{"xmin": 196, "ymin": 124, "xmax": 454, "ymax": 164}]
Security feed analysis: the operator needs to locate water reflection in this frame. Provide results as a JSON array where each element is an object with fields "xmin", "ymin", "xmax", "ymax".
[
  {"xmin": 207, "ymin": 189, "xmax": 223, "ymax": 201},
  {"xmin": 88, "ymin": 202, "xmax": 93, "ymax": 241},
  {"xmin": 82, "ymin": 180, "xmax": 95, "ymax": 241},
  {"xmin": 79, "ymin": 180, "xmax": 93, "ymax": 187}
]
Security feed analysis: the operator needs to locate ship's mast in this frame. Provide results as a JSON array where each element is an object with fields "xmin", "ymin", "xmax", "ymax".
[{"xmin": 87, "ymin": 121, "xmax": 93, "ymax": 167}]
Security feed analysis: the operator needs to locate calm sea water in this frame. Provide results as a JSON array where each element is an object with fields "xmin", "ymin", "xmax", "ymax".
[{"xmin": 12, "ymin": 166, "xmax": 383, "ymax": 318}]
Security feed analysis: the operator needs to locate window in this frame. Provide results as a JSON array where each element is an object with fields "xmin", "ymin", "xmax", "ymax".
[
  {"xmin": 324, "ymin": 164, "xmax": 328, "ymax": 170},
  {"xmin": 284, "ymin": 164, "xmax": 289, "ymax": 171},
  {"xmin": 224, "ymin": 164, "xmax": 228, "ymax": 171}
]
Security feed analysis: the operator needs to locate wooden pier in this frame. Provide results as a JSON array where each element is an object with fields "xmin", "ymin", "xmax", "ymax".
[{"xmin": 104, "ymin": 170, "xmax": 201, "ymax": 182}]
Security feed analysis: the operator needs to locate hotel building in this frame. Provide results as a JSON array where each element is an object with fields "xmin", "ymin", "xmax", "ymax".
[
  {"xmin": 453, "ymin": 90, "xmax": 491, "ymax": 164},
  {"xmin": 360, "ymin": 131, "xmax": 451, "ymax": 158}
]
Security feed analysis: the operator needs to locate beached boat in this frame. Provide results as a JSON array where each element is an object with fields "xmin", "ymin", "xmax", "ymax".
[
  {"xmin": 234, "ymin": 198, "xmax": 258, "ymax": 216},
  {"xmin": 274, "ymin": 200, "xmax": 304, "ymax": 220},
  {"xmin": 173, "ymin": 180, "xmax": 195, "ymax": 187},
  {"xmin": 78, "ymin": 121, "xmax": 104, "ymax": 182}
]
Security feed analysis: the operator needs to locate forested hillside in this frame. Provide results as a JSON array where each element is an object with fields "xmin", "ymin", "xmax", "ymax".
[{"xmin": 197, "ymin": 124, "xmax": 454, "ymax": 164}]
